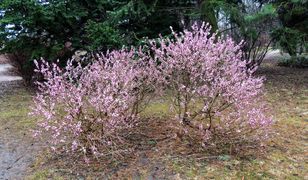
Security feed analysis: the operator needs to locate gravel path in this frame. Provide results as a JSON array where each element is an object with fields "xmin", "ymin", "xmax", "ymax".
[
  {"xmin": 0, "ymin": 64, "xmax": 22, "ymax": 82},
  {"xmin": 0, "ymin": 81, "xmax": 34, "ymax": 180},
  {"xmin": 263, "ymin": 49, "xmax": 291, "ymax": 64},
  {"xmin": 0, "ymin": 55, "xmax": 40, "ymax": 179},
  {"xmin": 0, "ymin": 119, "xmax": 40, "ymax": 179}
]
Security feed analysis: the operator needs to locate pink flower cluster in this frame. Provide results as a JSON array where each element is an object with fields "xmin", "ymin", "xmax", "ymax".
[
  {"xmin": 151, "ymin": 23, "xmax": 272, "ymax": 149},
  {"xmin": 31, "ymin": 48, "xmax": 158, "ymax": 156},
  {"xmin": 31, "ymin": 22, "xmax": 272, "ymax": 157}
]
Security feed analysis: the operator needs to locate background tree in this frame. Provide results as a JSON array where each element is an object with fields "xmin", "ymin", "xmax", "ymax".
[
  {"xmin": 0, "ymin": 0, "xmax": 196, "ymax": 83},
  {"xmin": 272, "ymin": 0, "xmax": 307, "ymax": 57},
  {"xmin": 0, "ymin": 0, "xmax": 119, "ymax": 82},
  {"xmin": 174, "ymin": 0, "xmax": 277, "ymax": 68},
  {"xmin": 0, "ymin": 0, "xmax": 306, "ymax": 83},
  {"xmin": 200, "ymin": 0, "xmax": 276, "ymax": 68}
]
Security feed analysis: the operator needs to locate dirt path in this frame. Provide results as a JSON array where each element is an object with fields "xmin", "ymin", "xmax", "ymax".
[
  {"xmin": 0, "ymin": 64, "xmax": 22, "ymax": 82},
  {"xmin": 263, "ymin": 49, "xmax": 291, "ymax": 63},
  {"xmin": 0, "ymin": 55, "xmax": 41, "ymax": 179},
  {"xmin": 0, "ymin": 113, "xmax": 40, "ymax": 179}
]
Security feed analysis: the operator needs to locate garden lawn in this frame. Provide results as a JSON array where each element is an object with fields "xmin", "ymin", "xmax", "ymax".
[{"xmin": 0, "ymin": 64, "xmax": 306, "ymax": 179}]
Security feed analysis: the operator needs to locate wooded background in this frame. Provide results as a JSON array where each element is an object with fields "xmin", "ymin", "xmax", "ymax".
[{"xmin": 0, "ymin": 0, "xmax": 307, "ymax": 82}]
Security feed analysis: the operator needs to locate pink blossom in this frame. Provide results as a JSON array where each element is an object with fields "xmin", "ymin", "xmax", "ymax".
[
  {"xmin": 151, "ymin": 22, "xmax": 272, "ymax": 148},
  {"xmin": 31, "ymin": 48, "xmax": 159, "ymax": 157}
]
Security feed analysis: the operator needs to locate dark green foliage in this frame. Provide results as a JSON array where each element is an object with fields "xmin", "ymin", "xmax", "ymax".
[
  {"xmin": 0, "ymin": 0, "xmax": 110, "ymax": 82},
  {"xmin": 200, "ymin": 0, "xmax": 219, "ymax": 32},
  {"xmin": 1, "ymin": 0, "xmax": 306, "ymax": 83},
  {"xmin": 275, "ymin": 0, "xmax": 308, "ymax": 34},
  {"xmin": 272, "ymin": 27, "xmax": 306, "ymax": 56},
  {"xmin": 84, "ymin": 21, "xmax": 123, "ymax": 51},
  {"xmin": 272, "ymin": 0, "xmax": 307, "ymax": 67},
  {"xmin": 0, "ymin": 0, "xmax": 191, "ymax": 83}
]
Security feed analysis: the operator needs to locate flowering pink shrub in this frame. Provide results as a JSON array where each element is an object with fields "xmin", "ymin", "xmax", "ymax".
[
  {"xmin": 31, "ymin": 22, "xmax": 272, "ymax": 158},
  {"xmin": 151, "ymin": 23, "xmax": 272, "ymax": 152},
  {"xmin": 31, "ymin": 48, "xmax": 158, "ymax": 157}
]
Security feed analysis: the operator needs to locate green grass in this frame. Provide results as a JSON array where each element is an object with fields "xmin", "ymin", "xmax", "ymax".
[
  {"xmin": 26, "ymin": 170, "xmax": 64, "ymax": 180},
  {"xmin": 141, "ymin": 100, "xmax": 170, "ymax": 118},
  {"xmin": 0, "ymin": 88, "xmax": 37, "ymax": 132}
]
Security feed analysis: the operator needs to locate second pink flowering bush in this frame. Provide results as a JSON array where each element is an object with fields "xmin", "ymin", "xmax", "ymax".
[
  {"xmin": 151, "ymin": 23, "xmax": 272, "ymax": 153},
  {"xmin": 32, "ymin": 22, "xmax": 272, "ymax": 159}
]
